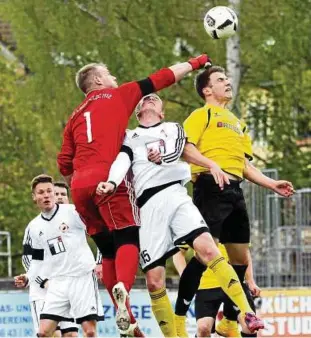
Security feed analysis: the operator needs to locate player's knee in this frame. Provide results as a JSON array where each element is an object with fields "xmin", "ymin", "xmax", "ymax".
[
  {"xmin": 147, "ymin": 282, "xmax": 164, "ymax": 292},
  {"xmin": 82, "ymin": 326, "xmax": 96, "ymax": 337},
  {"xmin": 146, "ymin": 272, "xmax": 165, "ymax": 292},
  {"xmin": 37, "ymin": 330, "xmax": 50, "ymax": 337},
  {"xmin": 197, "ymin": 321, "xmax": 212, "ymax": 337},
  {"xmin": 146, "ymin": 278, "xmax": 165, "ymax": 292},
  {"xmin": 82, "ymin": 321, "xmax": 96, "ymax": 337},
  {"xmin": 193, "ymin": 233, "xmax": 219, "ymax": 262},
  {"xmin": 84, "ymin": 329, "xmax": 96, "ymax": 337}
]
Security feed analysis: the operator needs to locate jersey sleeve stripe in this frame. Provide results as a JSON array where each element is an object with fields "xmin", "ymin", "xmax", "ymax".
[
  {"xmin": 35, "ymin": 276, "xmax": 43, "ymax": 284},
  {"xmin": 162, "ymin": 124, "xmax": 186, "ymax": 163},
  {"xmin": 162, "ymin": 123, "xmax": 182, "ymax": 161},
  {"xmin": 22, "ymin": 255, "xmax": 31, "ymax": 271},
  {"xmin": 22, "ymin": 229, "xmax": 33, "ymax": 271}
]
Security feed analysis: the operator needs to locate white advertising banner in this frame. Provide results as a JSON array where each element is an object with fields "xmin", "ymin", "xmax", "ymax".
[{"xmin": 2, "ymin": 288, "xmax": 311, "ymax": 337}]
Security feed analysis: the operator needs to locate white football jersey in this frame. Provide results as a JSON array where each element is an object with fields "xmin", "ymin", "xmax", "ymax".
[
  {"xmin": 22, "ymin": 224, "xmax": 47, "ymax": 301},
  {"xmin": 26, "ymin": 204, "xmax": 95, "ymax": 286},
  {"xmin": 123, "ymin": 122, "xmax": 190, "ymax": 198}
]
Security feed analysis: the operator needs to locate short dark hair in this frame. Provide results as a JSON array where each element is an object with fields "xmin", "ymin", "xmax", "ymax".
[
  {"xmin": 31, "ymin": 174, "xmax": 53, "ymax": 192},
  {"xmin": 54, "ymin": 181, "xmax": 69, "ymax": 195},
  {"xmin": 195, "ymin": 66, "xmax": 226, "ymax": 100}
]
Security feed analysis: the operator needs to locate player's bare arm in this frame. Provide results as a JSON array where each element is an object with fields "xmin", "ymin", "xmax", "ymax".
[
  {"xmin": 243, "ymin": 159, "xmax": 294, "ymax": 197},
  {"xmin": 244, "ymin": 250, "xmax": 261, "ymax": 297},
  {"xmin": 182, "ymin": 143, "xmax": 230, "ymax": 189}
]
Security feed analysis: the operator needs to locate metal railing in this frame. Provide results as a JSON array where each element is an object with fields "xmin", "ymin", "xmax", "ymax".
[
  {"xmin": 243, "ymin": 171, "xmax": 311, "ymax": 287},
  {"xmin": 0, "ymin": 231, "xmax": 12, "ymax": 277}
]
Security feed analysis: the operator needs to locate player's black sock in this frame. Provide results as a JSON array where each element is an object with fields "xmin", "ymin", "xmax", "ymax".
[
  {"xmin": 223, "ymin": 296, "xmax": 239, "ymax": 320},
  {"xmin": 241, "ymin": 332, "xmax": 257, "ymax": 337},
  {"xmin": 232, "ymin": 264, "xmax": 248, "ymax": 283},
  {"xmin": 175, "ymin": 256, "xmax": 206, "ymax": 315}
]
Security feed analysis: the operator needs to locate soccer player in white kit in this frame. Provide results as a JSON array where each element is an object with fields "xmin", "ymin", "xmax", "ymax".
[
  {"xmin": 15, "ymin": 174, "xmax": 102, "ymax": 337},
  {"xmin": 97, "ymin": 94, "xmax": 262, "ymax": 336},
  {"xmin": 15, "ymin": 179, "xmax": 79, "ymax": 337}
]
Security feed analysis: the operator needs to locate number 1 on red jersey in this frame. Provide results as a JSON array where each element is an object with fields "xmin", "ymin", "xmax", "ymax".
[{"xmin": 84, "ymin": 111, "xmax": 92, "ymax": 143}]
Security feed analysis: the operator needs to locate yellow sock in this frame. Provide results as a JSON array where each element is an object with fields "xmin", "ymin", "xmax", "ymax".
[
  {"xmin": 208, "ymin": 255, "xmax": 252, "ymax": 314},
  {"xmin": 149, "ymin": 287, "xmax": 177, "ymax": 337},
  {"xmin": 175, "ymin": 314, "xmax": 188, "ymax": 337}
]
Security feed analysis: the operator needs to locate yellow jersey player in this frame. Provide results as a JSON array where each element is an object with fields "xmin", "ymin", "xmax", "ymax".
[{"xmin": 179, "ymin": 65, "xmax": 294, "ymax": 337}]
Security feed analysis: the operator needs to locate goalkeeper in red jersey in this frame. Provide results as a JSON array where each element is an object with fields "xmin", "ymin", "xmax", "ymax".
[{"xmin": 57, "ymin": 55, "xmax": 210, "ymax": 336}]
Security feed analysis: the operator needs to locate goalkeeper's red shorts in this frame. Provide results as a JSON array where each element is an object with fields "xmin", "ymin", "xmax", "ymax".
[{"xmin": 71, "ymin": 180, "xmax": 139, "ymax": 236}]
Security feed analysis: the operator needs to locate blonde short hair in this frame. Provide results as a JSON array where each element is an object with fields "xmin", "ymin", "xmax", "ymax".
[
  {"xmin": 135, "ymin": 93, "xmax": 163, "ymax": 117},
  {"xmin": 75, "ymin": 63, "xmax": 107, "ymax": 93}
]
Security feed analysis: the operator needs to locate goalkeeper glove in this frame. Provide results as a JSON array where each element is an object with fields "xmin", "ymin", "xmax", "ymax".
[{"xmin": 188, "ymin": 54, "xmax": 212, "ymax": 70}]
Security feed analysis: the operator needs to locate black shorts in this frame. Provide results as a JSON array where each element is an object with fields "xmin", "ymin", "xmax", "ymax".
[
  {"xmin": 193, "ymin": 174, "xmax": 250, "ymax": 243},
  {"xmin": 195, "ymin": 288, "xmax": 225, "ymax": 320},
  {"xmin": 92, "ymin": 226, "xmax": 140, "ymax": 259}
]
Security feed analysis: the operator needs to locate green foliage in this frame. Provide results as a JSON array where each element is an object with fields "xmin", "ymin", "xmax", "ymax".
[
  {"xmin": 0, "ymin": 58, "xmax": 47, "ymax": 275},
  {"xmin": 240, "ymin": 0, "xmax": 311, "ymax": 186},
  {"xmin": 0, "ymin": 0, "xmax": 310, "ymax": 276}
]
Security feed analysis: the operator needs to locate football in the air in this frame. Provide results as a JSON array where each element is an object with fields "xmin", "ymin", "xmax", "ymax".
[{"xmin": 204, "ymin": 6, "xmax": 238, "ymax": 39}]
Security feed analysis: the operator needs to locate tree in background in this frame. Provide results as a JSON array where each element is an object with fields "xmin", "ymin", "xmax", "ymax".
[{"xmin": 0, "ymin": 57, "xmax": 47, "ymax": 275}]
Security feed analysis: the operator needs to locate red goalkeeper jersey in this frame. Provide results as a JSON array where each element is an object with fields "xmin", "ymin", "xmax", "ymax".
[{"xmin": 57, "ymin": 68, "xmax": 175, "ymax": 189}]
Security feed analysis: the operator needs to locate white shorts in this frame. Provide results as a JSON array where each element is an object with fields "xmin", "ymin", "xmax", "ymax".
[
  {"xmin": 30, "ymin": 299, "xmax": 79, "ymax": 333},
  {"xmin": 41, "ymin": 270, "xmax": 103, "ymax": 324},
  {"xmin": 139, "ymin": 183, "xmax": 209, "ymax": 271}
]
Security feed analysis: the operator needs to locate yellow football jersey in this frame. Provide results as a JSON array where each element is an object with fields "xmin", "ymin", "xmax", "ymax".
[
  {"xmin": 198, "ymin": 243, "xmax": 228, "ymax": 290},
  {"xmin": 183, "ymin": 104, "xmax": 253, "ymax": 180}
]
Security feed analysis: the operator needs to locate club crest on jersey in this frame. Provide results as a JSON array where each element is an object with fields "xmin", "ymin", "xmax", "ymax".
[
  {"xmin": 146, "ymin": 139, "xmax": 166, "ymax": 154},
  {"xmin": 59, "ymin": 222, "xmax": 69, "ymax": 232}
]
